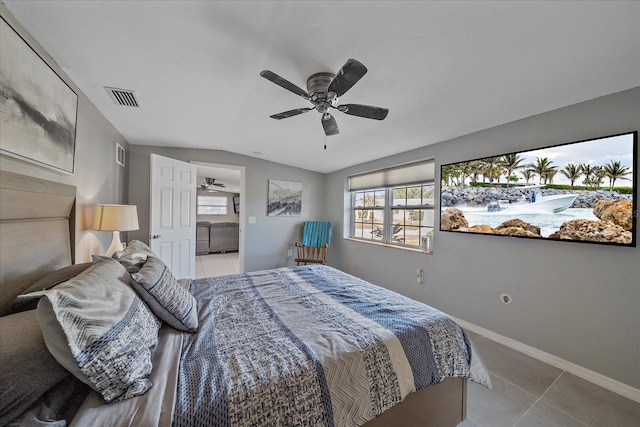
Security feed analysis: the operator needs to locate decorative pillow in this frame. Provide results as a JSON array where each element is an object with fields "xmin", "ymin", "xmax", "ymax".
[
  {"xmin": 112, "ymin": 240, "xmax": 157, "ymax": 273},
  {"xmin": 25, "ymin": 257, "xmax": 161, "ymax": 403},
  {"xmin": 130, "ymin": 257, "xmax": 198, "ymax": 333},
  {"xmin": 0, "ymin": 309, "xmax": 70, "ymax": 426},
  {"xmin": 11, "ymin": 263, "xmax": 93, "ymax": 312}
]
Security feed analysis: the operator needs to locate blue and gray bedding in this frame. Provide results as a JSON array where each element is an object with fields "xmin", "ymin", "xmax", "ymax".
[{"xmin": 174, "ymin": 265, "xmax": 490, "ymax": 427}]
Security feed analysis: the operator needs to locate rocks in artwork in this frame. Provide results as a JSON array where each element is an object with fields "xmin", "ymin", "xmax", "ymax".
[{"xmin": 441, "ymin": 198, "xmax": 632, "ymax": 244}]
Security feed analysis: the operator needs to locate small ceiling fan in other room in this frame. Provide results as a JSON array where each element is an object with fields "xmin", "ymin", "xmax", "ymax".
[
  {"xmin": 260, "ymin": 59, "xmax": 389, "ymax": 136},
  {"xmin": 199, "ymin": 178, "xmax": 226, "ymax": 192}
]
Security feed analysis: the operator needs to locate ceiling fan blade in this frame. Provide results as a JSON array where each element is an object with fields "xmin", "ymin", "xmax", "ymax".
[
  {"xmin": 322, "ymin": 113, "xmax": 339, "ymax": 136},
  {"xmin": 260, "ymin": 70, "xmax": 311, "ymax": 100},
  {"xmin": 270, "ymin": 107, "xmax": 314, "ymax": 120},
  {"xmin": 337, "ymin": 104, "xmax": 389, "ymax": 120},
  {"xmin": 328, "ymin": 59, "xmax": 368, "ymax": 97}
]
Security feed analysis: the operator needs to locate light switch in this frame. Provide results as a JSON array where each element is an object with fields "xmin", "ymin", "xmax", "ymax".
[{"xmin": 248, "ymin": 216, "xmax": 256, "ymax": 224}]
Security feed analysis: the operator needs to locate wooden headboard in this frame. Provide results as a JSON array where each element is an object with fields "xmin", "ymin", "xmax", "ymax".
[{"xmin": 0, "ymin": 171, "xmax": 76, "ymax": 316}]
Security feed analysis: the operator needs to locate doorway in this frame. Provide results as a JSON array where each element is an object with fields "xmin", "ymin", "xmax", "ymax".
[{"xmin": 192, "ymin": 161, "xmax": 245, "ymax": 274}]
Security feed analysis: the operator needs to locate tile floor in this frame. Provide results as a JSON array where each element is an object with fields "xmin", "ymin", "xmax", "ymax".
[
  {"xmin": 460, "ymin": 330, "xmax": 640, "ymax": 426},
  {"xmin": 192, "ymin": 258, "xmax": 639, "ymax": 426},
  {"xmin": 195, "ymin": 252, "xmax": 239, "ymax": 279}
]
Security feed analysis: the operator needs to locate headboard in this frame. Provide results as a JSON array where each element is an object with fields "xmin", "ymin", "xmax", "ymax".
[{"xmin": 0, "ymin": 171, "xmax": 76, "ymax": 316}]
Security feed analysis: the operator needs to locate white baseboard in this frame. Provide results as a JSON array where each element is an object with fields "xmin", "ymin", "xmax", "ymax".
[{"xmin": 452, "ymin": 317, "xmax": 640, "ymax": 404}]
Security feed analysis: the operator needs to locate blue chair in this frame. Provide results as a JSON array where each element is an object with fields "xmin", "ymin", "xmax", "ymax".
[{"xmin": 295, "ymin": 221, "xmax": 333, "ymax": 265}]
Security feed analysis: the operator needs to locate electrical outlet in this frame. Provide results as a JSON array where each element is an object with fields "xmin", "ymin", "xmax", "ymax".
[{"xmin": 287, "ymin": 249, "xmax": 293, "ymax": 257}]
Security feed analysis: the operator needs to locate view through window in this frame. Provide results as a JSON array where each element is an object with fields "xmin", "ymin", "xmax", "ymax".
[
  {"xmin": 197, "ymin": 195, "xmax": 228, "ymax": 215},
  {"xmin": 350, "ymin": 160, "xmax": 435, "ymax": 250}
]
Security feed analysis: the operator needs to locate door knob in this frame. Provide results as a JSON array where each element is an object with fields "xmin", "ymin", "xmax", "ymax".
[{"xmin": 150, "ymin": 234, "xmax": 162, "ymax": 239}]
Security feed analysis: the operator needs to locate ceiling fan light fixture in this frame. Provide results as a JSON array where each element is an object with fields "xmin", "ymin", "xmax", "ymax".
[{"xmin": 317, "ymin": 103, "xmax": 329, "ymax": 114}]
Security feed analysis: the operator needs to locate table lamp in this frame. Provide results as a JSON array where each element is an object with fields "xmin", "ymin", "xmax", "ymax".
[{"xmin": 93, "ymin": 204, "xmax": 139, "ymax": 256}]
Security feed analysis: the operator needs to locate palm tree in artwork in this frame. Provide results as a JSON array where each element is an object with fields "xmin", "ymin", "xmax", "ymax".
[
  {"xmin": 441, "ymin": 165, "xmax": 454, "ymax": 186},
  {"xmin": 578, "ymin": 162, "xmax": 595, "ymax": 183},
  {"xmin": 560, "ymin": 163, "xmax": 582, "ymax": 189},
  {"xmin": 457, "ymin": 162, "xmax": 473, "ymax": 187},
  {"xmin": 601, "ymin": 160, "xmax": 631, "ymax": 190},
  {"xmin": 500, "ymin": 154, "xmax": 526, "ymax": 186},
  {"xmin": 531, "ymin": 157, "xmax": 556, "ymax": 185},
  {"xmin": 579, "ymin": 162, "xmax": 603, "ymax": 189},
  {"xmin": 520, "ymin": 168, "xmax": 536, "ymax": 184},
  {"xmin": 546, "ymin": 169, "xmax": 559, "ymax": 184},
  {"xmin": 469, "ymin": 161, "xmax": 483, "ymax": 184},
  {"xmin": 482, "ymin": 157, "xmax": 501, "ymax": 183}
]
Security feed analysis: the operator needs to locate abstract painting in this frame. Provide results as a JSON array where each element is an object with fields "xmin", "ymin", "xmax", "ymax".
[
  {"xmin": 268, "ymin": 179, "xmax": 302, "ymax": 216},
  {"xmin": 0, "ymin": 17, "xmax": 77, "ymax": 174}
]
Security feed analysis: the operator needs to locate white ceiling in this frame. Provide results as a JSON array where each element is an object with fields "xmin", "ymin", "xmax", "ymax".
[
  {"xmin": 4, "ymin": 1, "xmax": 639, "ymax": 174},
  {"xmin": 193, "ymin": 162, "xmax": 241, "ymax": 194}
]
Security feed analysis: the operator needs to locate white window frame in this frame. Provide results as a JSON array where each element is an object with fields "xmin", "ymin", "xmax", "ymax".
[
  {"xmin": 197, "ymin": 195, "xmax": 228, "ymax": 215},
  {"xmin": 349, "ymin": 160, "xmax": 435, "ymax": 251}
]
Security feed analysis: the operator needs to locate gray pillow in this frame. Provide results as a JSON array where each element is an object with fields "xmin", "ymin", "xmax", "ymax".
[
  {"xmin": 11, "ymin": 263, "xmax": 93, "ymax": 312},
  {"xmin": 26, "ymin": 257, "xmax": 162, "ymax": 403},
  {"xmin": 0, "ymin": 309, "xmax": 70, "ymax": 426},
  {"xmin": 130, "ymin": 257, "xmax": 198, "ymax": 333},
  {"xmin": 112, "ymin": 240, "xmax": 156, "ymax": 273}
]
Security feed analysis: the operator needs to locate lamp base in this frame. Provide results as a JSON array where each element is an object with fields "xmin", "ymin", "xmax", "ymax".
[{"xmin": 105, "ymin": 230, "xmax": 124, "ymax": 257}]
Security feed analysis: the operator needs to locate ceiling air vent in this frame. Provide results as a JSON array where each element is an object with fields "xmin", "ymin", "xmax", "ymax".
[{"xmin": 105, "ymin": 87, "xmax": 140, "ymax": 107}]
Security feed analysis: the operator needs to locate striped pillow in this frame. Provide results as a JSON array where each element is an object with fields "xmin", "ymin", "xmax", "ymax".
[{"xmin": 130, "ymin": 257, "xmax": 198, "ymax": 333}]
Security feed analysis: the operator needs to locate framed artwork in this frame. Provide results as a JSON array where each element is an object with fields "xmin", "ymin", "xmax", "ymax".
[
  {"xmin": 116, "ymin": 143, "xmax": 126, "ymax": 167},
  {"xmin": 440, "ymin": 131, "xmax": 636, "ymax": 247},
  {"xmin": 268, "ymin": 179, "xmax": 302, "ymax": 216},
  {"xmin": 0, "ymin": 17, "xmax": 78, "ymax": 174}
]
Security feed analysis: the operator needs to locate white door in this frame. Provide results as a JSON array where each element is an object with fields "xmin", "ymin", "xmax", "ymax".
[{"xmin": 149, "ymin": 154, "xmax": 196, "ymax": 279}]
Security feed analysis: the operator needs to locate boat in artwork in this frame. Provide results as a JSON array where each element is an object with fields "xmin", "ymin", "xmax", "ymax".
[{"xmin": 487, "ymin": 186, "xmax": 578, "ymax": 214}]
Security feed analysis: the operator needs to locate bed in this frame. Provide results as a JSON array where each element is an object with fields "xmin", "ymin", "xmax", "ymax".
[{"xmin": 0, "ymin": 170, "xmax": 490, "ymax": 427}]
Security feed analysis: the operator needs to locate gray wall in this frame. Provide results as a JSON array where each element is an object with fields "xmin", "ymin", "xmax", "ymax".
[
  {"xmin": 324, "ymin": 87, "xmax": 640, "ymax": 390},
  {"xmin": 127, "ymin": 145, "xmax": 325, "ymax": 272},
  {"xmin": 0, "ymin": 6, "xmax": 130, "ymax": 262}
]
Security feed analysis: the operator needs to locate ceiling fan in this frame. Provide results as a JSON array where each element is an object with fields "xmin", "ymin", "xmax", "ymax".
[
  {"xmin": 199, "ymin": 177, "xmax": 225, "ymax": 192},
  {"xmin": 260, "ymin": 59, "xmax": 389, "ymax": 136}
]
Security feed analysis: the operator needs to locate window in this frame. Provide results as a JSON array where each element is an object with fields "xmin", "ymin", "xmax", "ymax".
[
  {"xmin": 353, "ymin": 188, "xmax": 386, "ymax": 242},
  {"xmin": 197, "ymin": 195, "xmax": 228, "ymax": 215},
  {"xmin": 349, "ymin": 160, "xmax": 435, "ymax": 250},
  {"xmin": 390, "ymin": 183, "xmax": 435, "ymax": 247}
]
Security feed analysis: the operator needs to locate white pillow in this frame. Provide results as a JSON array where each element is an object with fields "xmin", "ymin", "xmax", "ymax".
[{"xmin": 28, "ymin": 257, "xmax": 161, "ymax": 403}]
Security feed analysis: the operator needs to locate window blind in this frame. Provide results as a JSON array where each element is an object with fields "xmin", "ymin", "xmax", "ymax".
[{"xmin": 348, "ymin": 160, "xmax": 435, "ymax": 191}]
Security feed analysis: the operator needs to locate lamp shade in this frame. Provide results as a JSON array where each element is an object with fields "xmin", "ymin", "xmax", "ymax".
[{"xmin": 93, "ymin": 204, "xmax": 139, "ymax": 231}]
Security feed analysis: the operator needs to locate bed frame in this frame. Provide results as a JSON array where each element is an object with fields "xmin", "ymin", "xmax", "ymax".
[
  {"xmin": 364, "ymin": 377, "xmax": 466, "ymax": 427},
  {"xmin": 0, "ymin": 170, "xmax": 75, "ymax": 316},
  {"xmin": 0, "ymin": 170, "xmax": 467, "ymax": 426}
]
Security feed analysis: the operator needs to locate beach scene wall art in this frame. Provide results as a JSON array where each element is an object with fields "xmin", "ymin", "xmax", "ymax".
[
  {"xmin": 0, "ymin": 17, "xmax": 77, "ymax": 174},
  {"xmin": 440, "ymin": 132, "xmax": 637, "ymax": 247}
]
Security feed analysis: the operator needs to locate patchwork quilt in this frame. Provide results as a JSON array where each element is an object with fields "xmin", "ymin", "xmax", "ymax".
[{"xmin": 174, "ymin": 265, "xmax": 490, "ymax": 427}]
